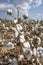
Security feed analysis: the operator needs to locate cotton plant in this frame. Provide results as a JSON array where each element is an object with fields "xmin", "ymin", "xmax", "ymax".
[{"xmin": 0, "ymin": 19, "xmax": 43, "ymax": 65}]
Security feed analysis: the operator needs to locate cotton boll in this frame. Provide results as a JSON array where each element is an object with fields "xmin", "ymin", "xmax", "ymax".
[
  {"xmin": 20, "ymin": 35, "xmax": 25, "ymax": 40},
  {"xmin": 32, "ymin": 27, "xmax": 35, "ymax": 31},
  {"xmin": 36, "ymin": 51, "xmax": 40, "ymax": 57},
  {"xmin": 37, "ymin": 47, "xmax": 43, "ymax": 57},
  {"xmin": 37, "ymin": 37, "xmax": 41, "ymax": 45},
  {"xmin": 6, "ymin": 27, "xmax": 9, "ymax": 30},
  {"xmin": 18, "ymin": 55, "xmax": 24, "ymax": 61},
  {"xmin": 8, "ymin": 9, "xmax": 13, "ymax": 13},
  {"xmin": 30, "ymin": 50, "xmax": 33, "ymax": 55},
  {"xmin": 20, "ymin": 35, "xmax": 26, "ymax": 43},
  {"xmin": 26, "ymin": 32, "xmax": 30, "ymax": 35},
  {"xmin": 36, "ymin": 58, "xmax": 42, "ymax": 65},
  {"xmin": 32, "ymin": 58, "xmax": 35, "ymax": 62},
  {"xmin": 40, "ymin": 26, "xmax": 43, "ymax": 29},
  {"xmin": 35, "ymin": 24, "xmax": 38, "ymax": 28},
  {"xmin": 23, "ymin": 14, "xmax": 28, "ymax": 19},
  {"xmin": 3, "ymin": 24, "xmax": 5, "ymax": 27},
  {"xmin": 32, "ymin": 63, "xmax": 35, "ymax": 65},
  {"xmin": 20, "ymin": 38, "xmax": 25, "ymax": 43},
  {"xmin": 37, "ymin": 58, "xmax": 39, "ymax": 63},
  {"xmin": 33, "ymin": 48, "xmax": 37, "ymax": 56},
  {"xmin": 7, "ymin": 9, "xmax": 13, "ymax": 15},
  {"xmin": 9, "ymin": 59, "xmax": 12, "ymax": 62},
  {"xmin": 5, "ymin": 56, "xmax": 8, "ymax": 59},
  {"xmin": 37, "ymin": 47, "xmax": 43, "ymax": 51},
  {"xmin": 22, "ymin": 47, "xmax": 27, "ymax": 53},
  {"xmin": 16, "ymin": 24, "xmax": 23, "ymax": 32},
  {"xmin": 22, "ymin": 48, "xmax": 32, "ymax": 60},
  {"xmin": 39, "ymin": 63, "xmax": 42, "ymax": 65},
  {"xmin": 14, "ymin": 19, "xmax": 18, "ymax": 24},
  {"xmin": 20, "ymin": 31, "xmax": 24, "ymax": 35},
  {"xmin": 11, "ymin": 27, "xmax": 19, "ymax": 37},
  {"xmin": 11, "ymin": 27, "xmax": 16, "ymax": 31},
  {"xmin": 15, "ymin": 30, "xmax": 19, "ymax": 37},
  {"xmin": 24, "ymin": 49, "xmax": 32, "ymax": 60},
  {"xmin": 12, "ymin": 58, "xmax": 18, "ymax": 65},
  {"xmin": 37, "ymin": 47, "xmax": 40, "ymax": 50},
  {"xmin": 23, "ymin": 41, "xmax": 30, "ymax": 48},
  {"xmin": 5, "ymin": 42, "xmax": 14, "ymax": 49}
]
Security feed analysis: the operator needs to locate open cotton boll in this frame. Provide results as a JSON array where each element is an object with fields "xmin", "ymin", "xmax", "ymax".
[
  {"xmin": 3, "ymin": 24, "xmax": 5, "ymax": 27},
  {"xmin": 32, "ymin": 27, "xmax": 35, "ymax": 31},
  {"xmin": 24, "ymin": 49, "xmax": 32, "ymax": 60},
  {"xmin": 35, "ymin": 24, "xmax": 38, "ymax": 28},
  {"xmin": 39, "ymin": 63, "xmax": 42, "ymax": 65},
  {"xmin": 37, "ymin": 47, "xmax": 43, "ymax": 51},
  {"xmin": 40, "ymin": 26, "xmax": 43, "ymax": 29},
  {"xmin": 8, "ymin": 9, "xmax": 13, "ymax": 13},
  {"xmin": 14, "ymin": 19, "xmax": 18, "ymax": 24},
  {"xmin": 20, "ymin": 35, "xmax": 25, "ymax": 39},
  {"xmin": 36, "ymin": 58, "xmax": 42, "ymax": 65},
  {"xmin": 23, "ymin": 41, "xmax": 30, "ymax": 48},
  {"xmin": 25, "ymin": 13, "xmax": 29, "ymax": 17},
  {"xmin": 11, "ymin": 27, "xmax": 19, "ymax": 37},
  {"xmin": 20, "ymin": 34, "xmax": 26, "ymax": 43},
  {"xmin": 37, "ymin": 58, "xmax": 39, "ymax": 63},
  {"xmin": 37, "ymin": 47, "xmax": 43, "ymax": 57},
  {"xmin": 22, "ymin": 46, "xmax": 32, "ymax": 59},
  {"xmin": 15, "ymin": 30, "xmax": 19, "ymax": 37},
  {"xmin": 37, "ymin": 37, "xmax": 41, "ymax": 45},
  {"xmin": 23, "ymin": 13, "xmax": 29, "ymax": 19},
  {"xmin": 16, "ymin": 24, "xmax": 23, "ymax": 32},
  {"xmin": 36, "ymin": 51, "xmax": 40, "ymax": 57},
  {"xmin": 6, "ymin": 27, "xmax": 9, "ymax": 30},
  {"xmin": 22, "ymin": 47, "xmax": 27, "ymax": 53},
  {"xmin": 33, "ymin": 48, "xmax": 37, "ymax": 56},
  {"xmin": 11, "ymin": 27, "xmax": 16, "ymax": 31},
  {"xmin": 20, "ymin": 31, "xmax": 24, "ymax": 35},
  {"xmin": 9, "ymin": 59, "xmax": 12, "ymax": 63},
  {"xmin": 18, "ymin": 55, "xmax": 24, "ymax": 61},
  {"xmin": 5, "ymin": 42, "xmax": 14, "ymax": 49},
  {"xmin": 7, "ymin": 9, "xmax": 13, "ymax": 14},
  {"xmin": 32, "ymin": 58, "xmax": 35, "ymax": 62},
  {"xmin": 12, "ymin": 58, "xmax": 17, "ymax": 65},
  {"xmin": 20, "ymin": 38, "xmax": 25, "ymax": 43}
]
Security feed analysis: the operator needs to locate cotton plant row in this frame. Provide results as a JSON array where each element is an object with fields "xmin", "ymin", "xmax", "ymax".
[{"xmin": 0, "ymin": 19, "xmax": 43, "ymax": 65}]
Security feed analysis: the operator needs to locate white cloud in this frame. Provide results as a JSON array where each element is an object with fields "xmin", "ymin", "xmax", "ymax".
[
  {"xmin": 20, "ymin": 2, "xmax": 31, "ymax": 10},
  {"xmin": 0, "ymin": 4, "xmax": 6, "ymax": 9},
  {"xmin": 23, "ymin": 0, "xmax": 33, "ymax": 4},
  {"xmin": 13, "ymin": 0, "xmax": 33, "ymax": 4},
  {"xmin": 21, "ymin": 2, "xmax": 31, "ymax": 14},
  {"xmin": 0, "ymin": 0, "xmax": 42, "ymax": 10},
  {"xmin": 28, "ymin": 0, "xmax": 33, "ymax": 4},
  {"xmin": 33, "ymin": 0, "xmax": 42, "ymax": 7},
  {"xmin": 16, "ymin": 2, "xmax": 31, "ymax": 16},
  {"xmin": 0, "ymin": 3, "xmax": 14, "ymax": 9}
]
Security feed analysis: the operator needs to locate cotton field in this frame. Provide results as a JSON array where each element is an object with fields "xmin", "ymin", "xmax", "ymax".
[{"xmin": 0, "ymin": 19, "xmax": 43, "ymax": 65}]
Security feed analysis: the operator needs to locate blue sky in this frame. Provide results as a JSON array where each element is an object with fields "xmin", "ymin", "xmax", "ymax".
[{"xmin": 0, "ymin": 0, "xmax": 43, "ymax": 20}]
